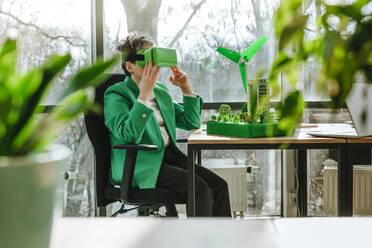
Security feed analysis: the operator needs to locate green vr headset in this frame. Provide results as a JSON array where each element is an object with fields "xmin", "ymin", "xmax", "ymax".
[{"xmin": 125, "ymin": 47, "xmax": 178, "ymax": 68}]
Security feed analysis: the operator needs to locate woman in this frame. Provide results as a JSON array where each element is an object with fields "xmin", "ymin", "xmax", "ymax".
[{"xmin": 104, "ymin": 31, "xmax": 231, "ymax": 217}]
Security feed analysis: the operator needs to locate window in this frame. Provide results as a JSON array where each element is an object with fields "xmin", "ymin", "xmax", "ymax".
[
  {"xmin": 104, "ymin": 0, "xmax": 280, "ymax": 102},
  {"xmin": 0, "ymin": 0, "xmax": 91, "ymax": 104}
]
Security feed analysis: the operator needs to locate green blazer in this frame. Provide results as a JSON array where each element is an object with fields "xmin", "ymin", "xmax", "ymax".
[{"xmin": 104, "ymin": 76, "xmax": 203, "ymax": 189}]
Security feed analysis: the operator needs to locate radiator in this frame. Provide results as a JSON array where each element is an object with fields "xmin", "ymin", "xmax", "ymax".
[
  {"xmin": 323, "ymin": 163, "xmax": 338, "ymax": 215},
  {"xmin": 323, "ymin": 162, "xmax": 372, "ymax": 216},
  {"xmin": 353, "ymin": 165, "xmax": 372, "ymax": 215},
  {"xmin": 208, "ymin": 167, "xmax": 247, "ymax": 216}
]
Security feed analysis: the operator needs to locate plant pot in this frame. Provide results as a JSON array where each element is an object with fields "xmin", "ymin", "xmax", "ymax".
[
  {"xmin": 0, "ymin": 144, "xmax": 71, "ymax": 248},
  {"xmin": 206, "ymin": 121, "xmax": 287, "ymax": 138}
]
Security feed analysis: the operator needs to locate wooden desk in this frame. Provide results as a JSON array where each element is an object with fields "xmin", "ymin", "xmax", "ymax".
[
  {"xmin": 347, "ymin": 136, "xmax": 372, "ymax": 143},
  {"xmin": 187, "ymin": 124, "xmax": 348, "ymax": 217}
]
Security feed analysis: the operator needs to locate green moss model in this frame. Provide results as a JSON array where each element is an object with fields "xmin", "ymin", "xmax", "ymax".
[
  {"xmin": 210, "ymin": 79, "xmax": 272, "ymax": 124},
  {"xmin": 207, "ymin": 79, "xmax": 287, "ymax": 138},
  {"xmin": 218, "ymin": 104, "xmax": 232, "ymax": 118}
]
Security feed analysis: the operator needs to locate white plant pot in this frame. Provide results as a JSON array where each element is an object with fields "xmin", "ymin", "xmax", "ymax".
[{"xmin": 0, "ymin": 144, "xmax": 71, "ymax": 248}]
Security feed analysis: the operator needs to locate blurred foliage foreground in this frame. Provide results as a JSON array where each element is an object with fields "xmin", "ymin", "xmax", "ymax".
[
  {"xmin": 0, "ymin": 36, "xmax": 118, "ymax": 157},
  {"xmin": 270, "ymin": 0, "xmax": 372, "ymax": 134}
]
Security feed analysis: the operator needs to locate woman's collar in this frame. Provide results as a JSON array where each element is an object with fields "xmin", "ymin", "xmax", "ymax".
[{"xmin": 124, "ymin": 76, "xmax": 140, "ymax": 95}]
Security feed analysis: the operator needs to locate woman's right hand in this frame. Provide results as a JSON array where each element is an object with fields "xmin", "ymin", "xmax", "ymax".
[{"xmin": 138, "ymin": 61, "xmax": 160, "ymax": 102}]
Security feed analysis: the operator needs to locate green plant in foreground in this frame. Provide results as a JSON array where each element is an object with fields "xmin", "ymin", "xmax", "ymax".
[
  {"xmin": 269, "ymin": 0, "xmax": 372, "ymax": 134},
  {"xmin": 0, "ymin": 37, "xmax": 119, "ymax": 156}
]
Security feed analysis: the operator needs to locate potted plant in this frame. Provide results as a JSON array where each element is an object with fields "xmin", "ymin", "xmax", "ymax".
[
  {"xmin": 268, "ymin": 0, "xmax": 371, "ymax": 133},
  {"xmin": 207, "ymin": 79, "xmax": 287, "ymax": 138},
  {"xmin": 0, "ymin": 35, "xmax": 118, "ymax": 248}
]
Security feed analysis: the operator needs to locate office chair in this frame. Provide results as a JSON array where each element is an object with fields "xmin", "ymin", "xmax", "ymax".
[{"xmin": 84, "ymin": 74, "xmax": 185, "ymax": 217}]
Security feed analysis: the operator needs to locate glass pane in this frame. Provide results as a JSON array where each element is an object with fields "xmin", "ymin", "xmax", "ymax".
[
  {"xmin": 0, "ymin": 0, "xmax": 91, "ymax": 104},
  {"xmin": 104, "ymin": 0, "xmax": 280, "ymax": 103},
  {"xmin": 201, "ymin": 149, "xmax": 281, "ymax": 216},
  {"xmin": 301, "ymin": 0, "xmax": 327, "ymax": 101},
  {"xmin": 305, "ymin": 108, "xmax": 351, "ymax": 216}
]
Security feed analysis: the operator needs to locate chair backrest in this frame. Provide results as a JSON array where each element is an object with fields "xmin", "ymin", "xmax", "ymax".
[{"xmin": 84, "ymin": 73, "xmax": 126, "ymax": 207}]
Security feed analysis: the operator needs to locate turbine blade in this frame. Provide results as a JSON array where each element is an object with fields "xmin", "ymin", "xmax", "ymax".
[
  {"xmin": 241, "ymin": 36, "xmax": 267, "ymax": 62},
  {"xmin": 239, "ymin": 63, "xmax": 247, "ymax": 94},
  {"xmin": 216, "ymin": 47, "xmax": 241, "ymax": 63}
]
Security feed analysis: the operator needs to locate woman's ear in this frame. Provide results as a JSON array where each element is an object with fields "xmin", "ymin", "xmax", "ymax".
[{"xmin": 125, "ymin": 61, "xmax": 133, "ymax": 74}]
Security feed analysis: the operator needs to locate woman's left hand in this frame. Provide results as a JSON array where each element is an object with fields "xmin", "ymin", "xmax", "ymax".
[{"xmin": 169, "ymin": 66, "xmax": 192, "ymax": 94}]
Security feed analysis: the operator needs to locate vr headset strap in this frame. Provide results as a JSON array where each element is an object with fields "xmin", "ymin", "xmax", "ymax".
[{"xmin": 125, "ymin": 54, "xmax": 145, "ymax": 61}]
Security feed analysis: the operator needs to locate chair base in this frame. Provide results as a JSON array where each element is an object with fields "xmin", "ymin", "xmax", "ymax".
[{"xmin": 110, "ymin": 203, "xmax": 164, "ymax": 217}]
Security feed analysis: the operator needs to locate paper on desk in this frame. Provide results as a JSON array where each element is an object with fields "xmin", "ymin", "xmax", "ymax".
[{"xmin": 304, "ymin": 124, "xmax": 356, "ymax": 135}]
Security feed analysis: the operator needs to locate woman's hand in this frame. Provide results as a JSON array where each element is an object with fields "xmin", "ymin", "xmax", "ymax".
[
  {"xmin": 170, "ymin": 66, "xmax": 193, "ymax": 94},
  {"xmin": 138, "ymin": 61, "xmax": 160, "ymax": 102}
]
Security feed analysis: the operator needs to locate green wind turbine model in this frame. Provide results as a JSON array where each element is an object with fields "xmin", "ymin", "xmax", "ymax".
[{"xmin": 216, "ymin": 36, "xmax": 267, "ymax": 115}]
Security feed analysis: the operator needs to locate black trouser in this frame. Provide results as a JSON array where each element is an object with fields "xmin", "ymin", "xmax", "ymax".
[{"xmin": 156, "ymin": 143, "xmax": 232, "ymax": 217}]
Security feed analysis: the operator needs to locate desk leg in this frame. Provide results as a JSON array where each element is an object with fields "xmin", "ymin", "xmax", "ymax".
[
  {"xmin": 187, "ymin": 144, "xmax": 196, "ymax": 217},
  {"xmin": 297, "ymin": 149, "xmax": 307, "ymax": 217},
  {"xmin": 338, "ymin": 144, "xmax": 352, "ymax": 216},
  {"xmin": 197, "ymin": 150, "xmax": 202, "ymax": 166}
]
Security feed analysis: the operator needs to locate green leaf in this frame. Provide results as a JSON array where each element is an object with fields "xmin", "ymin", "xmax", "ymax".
[
  {"xmin": 58, "ymin": 56, "xmax": 119, "ymax": 101},
  {"xmin": 278, "ymin": 91, "xmax": 305, "ymax": 134},
  {"xmin": 0, "ymin": 38, "xmax": 17, "ymax": 58},
  {"xmin": 279, "ymin": 14, "xmax": 309, "ymax": 50},
  {"xmin": 6, "ymin": 70, "xmax": 43, "ymax": 127},
  {"xmin": 323, "ymin": 31, "xmax": 339, "ymax": 60},
  {"xmin": 12, "ymin": 116, "xmax": 59, "ymax": 156},
  {"xmin": 325, "ymin": 4, "xmax": 363, "ymax": 21},
  {"xmin": 12, "ymin": 89, "xmax": 93, "ymax": 155},
  {"xmin": 52, "ymin": 89, "xmax": 93, "ymax": 120},
  {"xmin": 348, "ymin": 20, "xmax": 372, "ymax": 56},
  {"xmin": 353, "ymin": 0, "xmax": 371, "ymax": 9},
  {"xmin": 0, "ymin": 39, "xmax": 17, "ymax": 82},
  {"xmin": 269, "ymin": 52, "xmax": 294, "ymax": 80},
  {"xmin": 303, "ymin": 38, "xmax": 323, "ymax": 57},
  {"xmin": 2, "ymin": 54, "xmax": 71, "ymax": 155},
  {"xmin": 274, "ymin": 0, "xmax": 304, "ymax": 37},
  {"xmin": 43, "ymin": 53, "xmax": 72, "ymax": 78}
]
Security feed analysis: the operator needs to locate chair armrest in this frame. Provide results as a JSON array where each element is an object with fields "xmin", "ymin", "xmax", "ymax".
[
  {"xmin": 113, "ymin": 144, "xmax": 157, "ymax": 150},
  {"xmin": 176, "ymin": 138, "xmax": 188, "ymax": 143},
  {"xmin": 116, "ymin": 144, "xmax": 158, "ymax": 201}
]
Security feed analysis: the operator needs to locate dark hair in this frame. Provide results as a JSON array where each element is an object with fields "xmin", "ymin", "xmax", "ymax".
[{"xmin": 116, "ymin": 31, "xmax": 154, "ymax": 75}]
